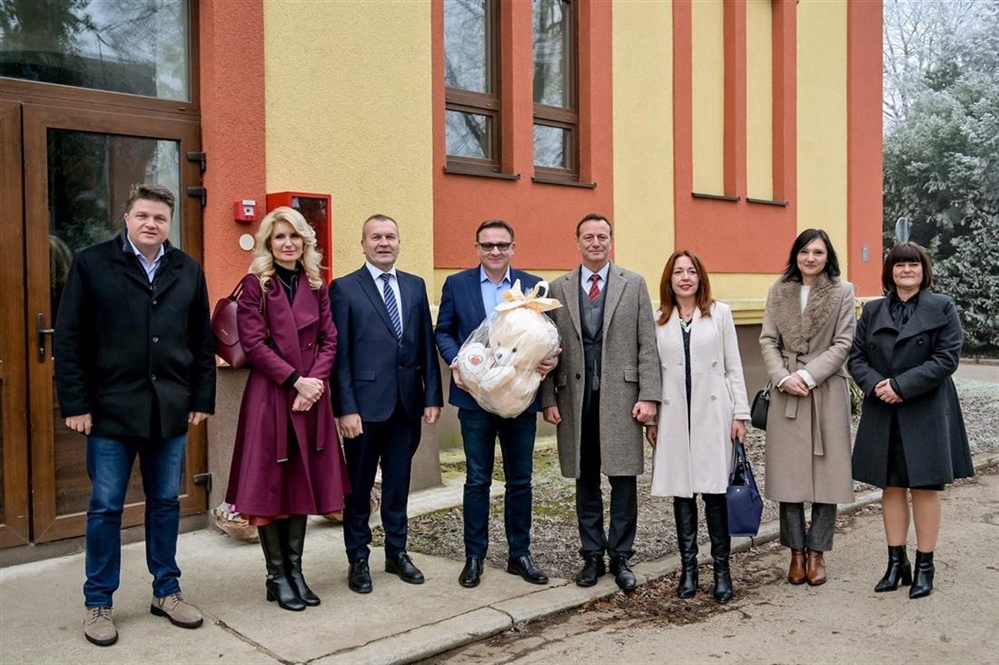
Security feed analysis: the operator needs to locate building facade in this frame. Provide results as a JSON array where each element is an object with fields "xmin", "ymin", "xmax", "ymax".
[{"xmin": 0, "ymin": 0, "xmax": 882, "ymax": 552}]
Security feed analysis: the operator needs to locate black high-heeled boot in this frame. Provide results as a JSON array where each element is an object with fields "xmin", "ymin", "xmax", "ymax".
[
  {"xmin": 909, "ymin": 550, "xmax": 934, "ymax": 599},
  {"xmin": 673, "ymin": 498, "xmax": 699, "ymax": 598},
  {"xmin": 875, "ymin": 545, "xmax": 912, "ymax": 592},
  {"xmin": 283, "ymin": 516, "xmax": 320, "ymax": 606},
  {"xmin": 258, "ymin": 521, "xmax": 306, "ymax": 611},
  {"xmin": 704, "ymin": 494, "xmax": 733, "ymax": 603}
]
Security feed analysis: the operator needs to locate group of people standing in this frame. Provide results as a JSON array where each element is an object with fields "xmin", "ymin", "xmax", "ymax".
[
  {"xmin": 55, "ymin": 184, "xmax": 973, "ymax": 649},
  {"xmin": 758, "ymin": 229, "xmax": 972, "ymax": 599}
]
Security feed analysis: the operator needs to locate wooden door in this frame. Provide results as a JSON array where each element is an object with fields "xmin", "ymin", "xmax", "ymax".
[
  {"xmin": 0, "ymin": 101, "xmax": 31, "ymax": 547},
  {"xmin": 0, "ymin": 101, "xmax": 207, "ymax": 545}
]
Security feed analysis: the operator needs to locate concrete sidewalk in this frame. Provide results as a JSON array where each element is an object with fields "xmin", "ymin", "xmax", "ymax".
[{"xmin": 3, "ymin": 452, "xmax": 997, "ymax": 664}]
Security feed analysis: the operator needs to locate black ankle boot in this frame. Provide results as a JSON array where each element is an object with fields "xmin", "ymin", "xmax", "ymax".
[
  {"xmin": 673, "ymin": 498, "xmax": 699, "ymax": 598},
  {"xmin": 258, "ymin": 521, "xmax": 306, "ymax": 611},
  {"xmin": 704, "ymin": 494, "xmax": 732, "ymax": 603},
  {"xmin": 909, "ymin": 550, "xmax": 934, "ymax": 599},
  {"xmin": 283, "ymin": 516, "xmax": 320, "ymax": 606},
  {"xmin": 875, "ymin": 545, "xmax": 912, "ymax": 592}
]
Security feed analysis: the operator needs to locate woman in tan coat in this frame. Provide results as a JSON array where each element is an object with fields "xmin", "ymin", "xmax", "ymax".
[{"xmin": 760, "ymin": 229, "xmax": 855, "ymax": 586}]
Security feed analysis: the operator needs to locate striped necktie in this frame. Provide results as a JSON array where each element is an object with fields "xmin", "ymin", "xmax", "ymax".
[
  {"xmin": 380, "ymin": 273, "xmax": 403, "ymax": 339},
  {"xmin": 588, "ymin": 273, "xmax": 601, "ymax": 303}
]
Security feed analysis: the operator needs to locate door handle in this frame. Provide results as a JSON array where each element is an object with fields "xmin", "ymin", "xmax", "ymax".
[{"xmin": 37, "ymin": 313, "xmax": 55, "ymax": 363}]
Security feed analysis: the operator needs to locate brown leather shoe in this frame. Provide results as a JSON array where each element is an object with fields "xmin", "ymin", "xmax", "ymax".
[
  {"xmin": 806, "ymin": 549, "xmax": 827, "ymax": 586},
  {"xmin": 787, "ymin": 548, "xmax": 807, "ymax": 585}
]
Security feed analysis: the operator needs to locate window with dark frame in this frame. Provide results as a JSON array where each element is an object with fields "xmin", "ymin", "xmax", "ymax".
[
  {"xmin": 443, "ymin": 0, "xmax": 500, "ymax": 174},
  {"xmin": 532, "ymin": 0, "xmax": 577, "ymax": 181}
]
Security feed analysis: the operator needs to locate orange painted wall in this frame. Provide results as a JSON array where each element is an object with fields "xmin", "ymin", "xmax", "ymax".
[
  {"xmin": 847, "ymin": 0, "xmax": 883, "ymax": 296},
  {"xmin": 673, "ymin": 0, "xmax": 798, "ymax": 274},
  {"xmin": 199, "ymin": 0, "xmax": 267, "ymax": 303},
  {"xmin": 431, "ymin": 1, "xmax": 613, "ymax": 270}
]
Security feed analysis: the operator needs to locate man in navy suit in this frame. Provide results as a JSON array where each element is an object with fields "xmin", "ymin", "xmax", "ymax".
[
  {"xmin": 331, "ymin": 214, "xmax": 443, "ymax": 594},
  {"xmin": 435, "ymin": 220, "xmax": 557, "ymax": 588}
]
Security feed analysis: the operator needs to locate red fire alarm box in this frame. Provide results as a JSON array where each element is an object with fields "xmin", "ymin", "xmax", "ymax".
[{"xmin": 265, "ymin": 192, "xmax": 333, "ymax": 283}]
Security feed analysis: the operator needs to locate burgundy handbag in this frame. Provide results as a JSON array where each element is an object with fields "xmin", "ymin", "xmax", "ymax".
[{"xmin": 212, "ymin": 281, "xmax": 267, "ymax": 368}]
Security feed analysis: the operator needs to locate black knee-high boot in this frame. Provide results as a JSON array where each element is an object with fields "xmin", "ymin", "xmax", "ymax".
[
  {"xmin": 258, "ymin": 521, "xmax": 306, "ymax": 611},
  {"xmin": 283, "ymin": 516, "xmax": 320, "ymax": 606},
  {"xmin": 674, "ymin": 498, "xmax": 699, "ymax": 598},
  {"xmin": 875, "ymin": 545, "xmax": 912, "ymax": 592},
  {"xmin": 909, "ymin": 550, "xmax": 934, "ymax": 599},
  {"xmin": 703, "ymin": 494, "xmax": 733, "ymax": 603}
]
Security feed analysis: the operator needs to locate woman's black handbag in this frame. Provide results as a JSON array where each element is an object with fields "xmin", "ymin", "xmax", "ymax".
[
  {"xmin": 727, "ymin": 440, "xmax": 764, "ymax": 538},
  {"xmin": 750, "ymin": 382, "xmax": 772, "ymax": 430}
]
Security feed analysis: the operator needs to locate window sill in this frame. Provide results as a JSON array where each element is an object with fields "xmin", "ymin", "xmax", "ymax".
[
  {"xmin": 443, "ymin": 164, "xmax": 520, "ymax": 181},
  {"xmin": 746, "ymin": 197, "xmax": 789, "ymax": 207},
  {"xmin": 531, "ymin": 175, "xmax": 596, "ymax": 189},
  {"xmin": 691, "ymin": 192, "xmax": 741, "ymax": 202}
]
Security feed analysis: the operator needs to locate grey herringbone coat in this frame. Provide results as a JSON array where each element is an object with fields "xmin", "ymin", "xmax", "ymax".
[{"xmin": 540, "ymin": 263, "xmax": 661, "ymax": 478}]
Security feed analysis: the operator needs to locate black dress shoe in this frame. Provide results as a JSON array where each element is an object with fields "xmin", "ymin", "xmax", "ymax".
[
  {"xmin": 610, "ymin": 556, "xmax": 638, "ymax": 592},
  {"xmin": 348, "ymin": 558, "xmax": 373, "ymax": 594},
  {"xmin": 506, "ymin": 554, "xmax": 549, "ymax": 585},
  {"xmin": 386, "ymin": 552, "xmax": 425, "ymax": 584},
  {"xmin": 459, "ymin": 556, "xmax": 483, "ymax": 588},
  {"xmin": 575, "ymin": 554, "xmax": 606, "ymax": 588}
]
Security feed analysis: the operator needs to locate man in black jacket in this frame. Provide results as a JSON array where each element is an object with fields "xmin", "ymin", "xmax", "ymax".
[{"xmin": 55, "ymin": 184, "xmax": 216, "ymax": 647}]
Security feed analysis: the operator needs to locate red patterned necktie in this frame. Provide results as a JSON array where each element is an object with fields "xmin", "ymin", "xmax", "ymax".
[{"xmin": 588, "ymin": 273, "xmax": 601, "ymax": 303}]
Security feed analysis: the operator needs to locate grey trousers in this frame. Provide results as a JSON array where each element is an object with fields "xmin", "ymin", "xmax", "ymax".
[{"xmin": 779, "ymin": 502, "xmax": 837, "ymax": 552}]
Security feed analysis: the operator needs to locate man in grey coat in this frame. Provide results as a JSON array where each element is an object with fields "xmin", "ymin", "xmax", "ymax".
[{"xmin": 540, "ymin": 213, "xmax": 660, "ymax": 591}]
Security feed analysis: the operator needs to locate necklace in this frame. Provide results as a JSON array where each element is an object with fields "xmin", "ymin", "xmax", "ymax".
[
  {"xmin": 275, "ymin": 271, "xmax": 298, "ymax": 292},
  {"xmin": 679, "ymin": 308, "xmax": 695, "ymax": 321}
]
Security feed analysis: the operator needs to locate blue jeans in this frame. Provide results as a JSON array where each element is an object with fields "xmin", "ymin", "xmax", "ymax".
[
  {"xmin": 84, "ymin": 434, "xmax": 186, "ymax": 607},
  {"xmin": 458, "ymin": 408, "xmax": 536, "ymax": 558}
]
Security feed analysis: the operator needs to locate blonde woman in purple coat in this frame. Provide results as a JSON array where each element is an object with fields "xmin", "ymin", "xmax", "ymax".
[{"xmin": 226, "ymin": 207, "xmax": 350, "ymax": 611}]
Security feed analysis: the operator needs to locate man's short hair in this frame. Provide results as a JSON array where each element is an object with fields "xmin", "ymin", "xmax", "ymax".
[
  {"xmin": 475, "ymin": 219, "xmax": 515, "ymax": 242},
  {"xmin": 576, "ymin": 212, "xmax": 613, "ymax": 238},
  {"xmin": 362, "ymin": 213, "xmax": 398, "ymax": 240},
  {"xmin": 125, "ymin": 183, "xmax": 176, "ymax": 216}
]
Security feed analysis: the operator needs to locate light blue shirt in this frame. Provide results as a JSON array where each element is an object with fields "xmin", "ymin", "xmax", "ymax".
[
  {"xmin": 580, "ymin": 263, "xmax": 610, "ymax": 296},
  {"xmin": 125, "ymin": 235, "xmax": 165, "ymax": 283},
  {"xmin": 479, "ymin": 266, "xmax": 513, "ymax": 315},
  {"xmin": 365, "ymin": 261, "xmax": 403, "ymax": 336}
]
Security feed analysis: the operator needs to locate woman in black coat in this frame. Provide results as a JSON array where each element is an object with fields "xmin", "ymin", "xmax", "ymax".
[{"xmin": 849, "ymin": 242, "xmax": 973, "ymax": 599}]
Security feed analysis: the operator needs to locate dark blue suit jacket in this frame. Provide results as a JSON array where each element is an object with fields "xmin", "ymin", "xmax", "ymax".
[
  {"xmin": 434, "ymin": 267, "xmax": 543, "ymax": 413},
  {"xmin": 331, "ymin": 266, "xmax": 443, "ymax": 422}
]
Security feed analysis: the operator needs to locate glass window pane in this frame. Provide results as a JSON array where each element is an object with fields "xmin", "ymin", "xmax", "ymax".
[
  {"xmin": 47, "ymin": 129, "xmax": 181, "ymax": 515},
  {"xmin": 533, "ymin": 124, "xmax": 571, "ymax": 169},
  {"xmin": 532, "ymin": 0, "xmax": 571, "ymax": 108},
  {"xmin": 0, "ymin": 0, "xmax": 190, "ymax": 101},
  {"xmin": 446, "ymin": 110, "xmax": 493, "ymax": 160},
  {"xmin": 444, "ymin": 0, "xmax": 491, "ymax": 94}
]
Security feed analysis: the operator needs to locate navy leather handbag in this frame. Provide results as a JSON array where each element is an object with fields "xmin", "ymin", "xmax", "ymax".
[{"xmin": 727, "ymin": 440, "xmax": 764, "ymax": 538}]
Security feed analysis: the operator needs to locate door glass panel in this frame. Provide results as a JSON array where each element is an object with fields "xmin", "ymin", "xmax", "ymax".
[
  {"xmin": 48, "ymin": 130, "xmax": 181, "ymax": 515},
  {"xmin": 0, "ymin": 0, "xmax": 190, "ymax": 101}
]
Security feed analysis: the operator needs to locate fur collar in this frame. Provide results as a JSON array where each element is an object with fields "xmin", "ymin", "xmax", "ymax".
[{"xmin": 768, "ymin": 273, "xmax": 841, "ymax": 352}]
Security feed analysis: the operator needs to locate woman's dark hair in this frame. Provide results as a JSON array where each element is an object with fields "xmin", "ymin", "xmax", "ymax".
[
  {"xmin": 657, "ymin": 250, "xmax": 713, "ymax": 325},
  {"xmin": 781, "ymin": 228, "xmax": 841, "ymax": 282},
  {"xmin": 882, "ymin": 241, "xmax": 933, "ymax": 293}
]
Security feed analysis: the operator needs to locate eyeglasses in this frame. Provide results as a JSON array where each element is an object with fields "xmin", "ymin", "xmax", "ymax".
[{"xmin": 477, "ymin": 242, "xmax": 512, "ymax": 252}]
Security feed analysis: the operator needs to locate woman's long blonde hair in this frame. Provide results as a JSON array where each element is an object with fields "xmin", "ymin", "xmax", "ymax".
[{"xmin": 250, "ymin": 206, "xmax": 324, "ymax": 290}]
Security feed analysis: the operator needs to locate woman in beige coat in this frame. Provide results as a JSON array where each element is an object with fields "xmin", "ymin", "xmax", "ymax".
[
  {"xmin": 647, "ymin": 251, "xmax": 750, "ymax": 603},
  {"xmin": 760, "ymin": 229, "xmax": 855, "ymax": 586}
]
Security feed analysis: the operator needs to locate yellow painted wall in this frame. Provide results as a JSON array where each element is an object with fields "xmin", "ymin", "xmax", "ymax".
[
  {"xmin": 796, "ymin": 0, "xmax": 849, "ymax": 275},
  {"xmin": 263, "ymin": 1, "xmax": 434, "ymax": 280},
  {"xmin": 691, "ymin": 0, "xmax": 725, "ymax": 194},
  {"xmin": 746, "ymin": 0, "xmax": 773, "ymax": 201},
  {"xmin": 612, "ymin": 0, "xmax": 674, "ymax": 297}
]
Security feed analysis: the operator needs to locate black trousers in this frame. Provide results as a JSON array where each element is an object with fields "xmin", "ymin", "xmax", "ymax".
[
  {"xmin": 575, "ymin": 390, "xmax": 637, "ymax": 559},
  {"xmin": 342, "ymin": 401, "xmax": 422, "ymax": 563}
]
